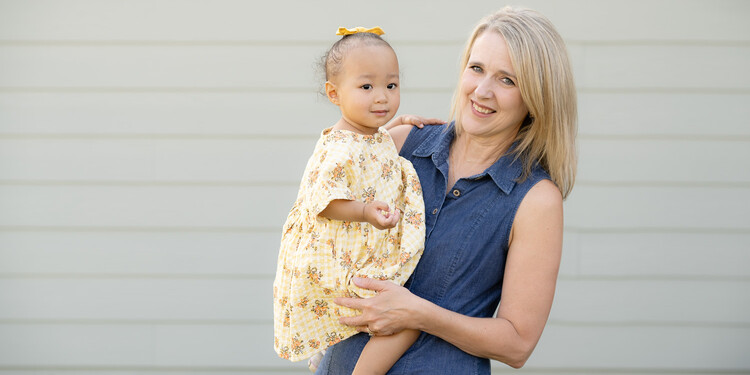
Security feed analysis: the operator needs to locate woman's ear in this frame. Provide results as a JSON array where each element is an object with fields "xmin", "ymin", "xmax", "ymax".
[{"xmin": 325, "ymin": 81, "xmax": 340, "ymax": 105}]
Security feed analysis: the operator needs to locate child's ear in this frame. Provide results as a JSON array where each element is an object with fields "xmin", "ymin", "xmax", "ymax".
[{"xmin": 325, "ymin": 81, "xmax": 340, "ymax": 105}]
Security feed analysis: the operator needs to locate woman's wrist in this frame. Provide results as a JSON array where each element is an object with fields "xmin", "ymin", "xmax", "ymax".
[{"xmin": 406, "ymin": 294, "xmax": 433, "ymax": 332}]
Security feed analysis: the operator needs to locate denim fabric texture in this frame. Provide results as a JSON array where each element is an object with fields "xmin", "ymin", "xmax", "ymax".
[{"xmin": 315, "ymin": 123, "xmax": 551, "ymax": 374}]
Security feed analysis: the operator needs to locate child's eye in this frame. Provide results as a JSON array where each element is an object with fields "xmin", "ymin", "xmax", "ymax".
[
  {"xmin": 361, "ymin": 84, "xmax": 372, "ymax": 90},
  {"xmin": 470, "ymin": 65, "xmax": 483, "ymax": 73},
  {"xmin": 387, "ymin": 83, "xmax": 398, "ymax": 89}
]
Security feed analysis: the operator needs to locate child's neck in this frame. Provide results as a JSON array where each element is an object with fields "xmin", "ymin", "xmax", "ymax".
[{"xmin": 332, "ymin": 118, "xmax": 379, "ymax": 135}]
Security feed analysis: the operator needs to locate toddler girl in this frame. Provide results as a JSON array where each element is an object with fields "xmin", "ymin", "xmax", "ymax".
[{"xmin": 273, "ymin": 27, "xmax": 429, "ymax": 374}]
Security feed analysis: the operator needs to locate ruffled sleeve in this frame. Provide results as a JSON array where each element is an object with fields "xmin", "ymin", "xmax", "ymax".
[{"xmin": 303, "ymin": 134, "xmax": 358, "ymax": 218}]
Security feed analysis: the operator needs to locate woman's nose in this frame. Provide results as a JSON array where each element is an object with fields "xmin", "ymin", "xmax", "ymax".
[{"xmin": 474, "ymin": 77, "xmax": 494, "ymax": 99}]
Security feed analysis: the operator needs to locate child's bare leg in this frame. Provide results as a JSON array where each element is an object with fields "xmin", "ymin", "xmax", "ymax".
[{"xmin": 352, "ymin": 329, "xmax": 420, "ymax": 375}]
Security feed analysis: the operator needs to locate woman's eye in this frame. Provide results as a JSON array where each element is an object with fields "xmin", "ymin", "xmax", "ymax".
[
  {"xmin": 387, "ymin": 83, "xmax": 398, "ymax": 89},
  {"xmin": 501, "ymin": 77, "xmax": 515, "ymax": 86},
  {"xmin": 361, "ymin": 84, "xmax": 372, "ymax": 90}
]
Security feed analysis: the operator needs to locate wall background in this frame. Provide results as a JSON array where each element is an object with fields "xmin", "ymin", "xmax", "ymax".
[{"xmin": 1, "ymin": 0, "xmax": 749, "ymax": 374}]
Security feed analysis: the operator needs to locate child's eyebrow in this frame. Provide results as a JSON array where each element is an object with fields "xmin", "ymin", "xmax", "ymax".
[{"xmin": 356, "ymin": 73, "xmax": 400, "ymax": 79}]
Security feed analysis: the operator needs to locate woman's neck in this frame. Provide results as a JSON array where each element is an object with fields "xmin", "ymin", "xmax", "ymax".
[{"xmin": 447, "ymin": 132, "xmax": 515, "ymax": 190}]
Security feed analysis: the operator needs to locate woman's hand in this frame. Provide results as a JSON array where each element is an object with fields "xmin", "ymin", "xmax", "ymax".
[
  {"xmin": 335, "ymin": 277, "xmax": 424, "ymax": 336},
  {"xmin": 387, "ymin": 115, "xmax": 446, "ymax": 151},
  {"xmin": 385, "ymin": 114, "xmax": 446, "ymax": 130}
]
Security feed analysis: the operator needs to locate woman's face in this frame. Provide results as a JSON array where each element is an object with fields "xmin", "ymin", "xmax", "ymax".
[{"xmin": 459, "ymin": 31, "xmax": 528, "ymax": 141}]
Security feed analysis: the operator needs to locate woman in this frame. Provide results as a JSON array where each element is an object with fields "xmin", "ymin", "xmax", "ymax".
[{"xmin": 315, "ymin": 6, "xmax": 577, "ymax": 373}]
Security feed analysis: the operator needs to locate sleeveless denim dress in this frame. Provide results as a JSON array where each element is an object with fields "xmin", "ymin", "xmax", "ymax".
[{"xmin": 315, "ymin": 123, "xmax": 551, "ymax": 374}]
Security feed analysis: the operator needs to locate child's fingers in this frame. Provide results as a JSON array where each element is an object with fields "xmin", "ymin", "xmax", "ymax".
[
  {"xmin": 381, "ymin": 209, "xmax": 400, "ymax": 229},
  {"xmin": 370, "ymin": 200, "xmax": 390, "ymax": 212}
]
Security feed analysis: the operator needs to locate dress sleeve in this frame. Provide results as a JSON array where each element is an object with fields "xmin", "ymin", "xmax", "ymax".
[{"xmin": 303, "ymin": 144, "xmax": 357, "ymax": 218}]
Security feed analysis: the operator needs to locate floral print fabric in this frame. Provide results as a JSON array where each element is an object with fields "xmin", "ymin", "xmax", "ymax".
[{"xmin": 273, "ymin": 127, "xmax": 425, "ymax": 362}]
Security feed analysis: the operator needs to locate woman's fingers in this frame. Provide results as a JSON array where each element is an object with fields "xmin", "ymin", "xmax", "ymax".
[
  {"xmin": 401, "ymin": 115, "xmax": 447, "ymax": 128},
  {"xmin": 338, "ymin": 313, "xmax": 366, "ymax": 328},
  {"xmin": 385, "ymin": 114, "xmax": 446, "ymax": 129},
  {"xmin": 352, "ymin": 276, "xmax": 391, "ymax": 292}
]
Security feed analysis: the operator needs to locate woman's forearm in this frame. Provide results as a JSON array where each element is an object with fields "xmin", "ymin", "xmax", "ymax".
[
  {"xmin": 403, "ymin": 296, "xmax": 535, "ymax": 368},
  {"xmin": 414, "ymin": 300, "xmax": 535, "ymax": 368}
]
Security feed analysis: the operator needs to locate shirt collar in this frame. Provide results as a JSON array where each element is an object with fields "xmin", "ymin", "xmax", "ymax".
[{"xmin": 412, "ymin": 122, "xmax": 523, "ymax": 195}]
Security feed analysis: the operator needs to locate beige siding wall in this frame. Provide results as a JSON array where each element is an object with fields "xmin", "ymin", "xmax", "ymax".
[{"xmin": 1, "ymin": 0, "xmax": 749, "ymax": 373}]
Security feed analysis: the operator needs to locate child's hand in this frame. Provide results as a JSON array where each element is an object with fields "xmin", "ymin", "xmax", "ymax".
[
  {"xmin": 385, "ymin": 114, "xmax": 446, "ymax": 130},
  {"xmin": 363, "ymin": 201, "xmax": 401, "ymax": 230}
]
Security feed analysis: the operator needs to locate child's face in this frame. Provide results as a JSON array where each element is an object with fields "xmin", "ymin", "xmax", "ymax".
[{"xmin": 327, "ymin": 44, "xmax": 400, "ymax": 134}]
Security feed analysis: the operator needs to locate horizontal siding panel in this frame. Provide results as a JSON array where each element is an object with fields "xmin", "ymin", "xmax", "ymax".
[
  {"xmin": 1, "ymin": 185, "xmax": 748, "ymax": 230},
  {"xmin": 551, "ymin": 279, "xmax": 750, "ymax": 324},
  {"xmin": 0, "ymin": 92, "xmax": 341, "ymax": 137},
  {"xmin": 2, "ymin": 278, "xmax": 746, "ymax": 324},
  {"xmin": 528, "ymin": 324, "xmax": 750, "ymax": 370},
  {"xmin": 576, "ymin": 44, "xmax": 750, "ymax": 90},
  {"xmin": 577, "ymin": 139, "xmax": 750, "ymax": 183},
  {"xmin": 0, "ymin": 185, "xmax": 297, "ymax": 228},
  {"xmin": 2, "ymin": 138, "xmax": 748, "ymax": 184},
  {"xmin": 2, "ymin": 44, "xmax": 748, "ymax": 91},
  {"xmin": 564, "ymin": 185, "xmax": 750, "ymax": 230},
  {"xmin": 0, "ymin": 138, "xmax": 317, "ymax": 183},
  {"xmin": 575, "ymin": 232, "xmax": 750, "ymax": 278},
  {"xmin": 0, "ymin": 323, "xmax": 299, "ymax": 368},
  {"xmin": 0, "ymin": 232, "xmax": 281, "ymax": 277},
  {"xmin": 0, "ymin": 44, "xmax": 460, "ymax": 90},
  {"xmin": 578, "ymin": 92, "xmax": 750, "ymax": 137},
  {"xmin": 0, "ymin": 279, "xmax": 271, "ymax": 321},
  {"xmin": 0, "ymin": 45, "xmax": 332, "ymax": 90},
  {"xmin": 0, "ymin": 0, "xmax": 747, "ymax": 42},
  {"xmin": 0, "ymin": 323, "xmax": 747, "ymax": 370}
]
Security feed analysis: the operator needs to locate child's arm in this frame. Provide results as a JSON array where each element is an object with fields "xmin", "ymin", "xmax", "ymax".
[
  {"xmin": 353, "ymin": 329, "xmax": 420, "ymax": 375},
  {"xmin": 319, "ymin": 199, "xmax": 400, "ymax": 230}
]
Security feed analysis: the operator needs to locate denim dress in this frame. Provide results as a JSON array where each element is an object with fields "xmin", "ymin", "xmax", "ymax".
[{"xmin": 315, "ymin": 123, "xmax": 551, "ymax": 374}]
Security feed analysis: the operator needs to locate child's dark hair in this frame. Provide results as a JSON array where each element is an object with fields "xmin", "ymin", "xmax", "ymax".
[{"xmin": 320, "ymin": 32, "xmax": 394, "ymax": 82}]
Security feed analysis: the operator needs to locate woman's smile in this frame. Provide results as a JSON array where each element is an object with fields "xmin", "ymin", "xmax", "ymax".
[{"xmin": 471, "ymin": 100, "xmax": 495, "ymax": 115}]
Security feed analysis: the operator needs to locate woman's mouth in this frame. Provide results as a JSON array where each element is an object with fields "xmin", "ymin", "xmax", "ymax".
[{"xmin": 472, "ymin": 101, "xmax": 495, "ymax": 115}]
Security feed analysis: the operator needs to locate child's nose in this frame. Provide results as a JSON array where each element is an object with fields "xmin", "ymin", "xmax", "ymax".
[{"xmin": 374, "ymin": 89, "xmax": 388, "ymax": 103}]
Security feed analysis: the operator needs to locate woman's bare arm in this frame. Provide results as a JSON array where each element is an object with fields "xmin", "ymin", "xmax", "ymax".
[{"xmin": 336, "ymin": 179, "xmax": 563, "ymax": 368}]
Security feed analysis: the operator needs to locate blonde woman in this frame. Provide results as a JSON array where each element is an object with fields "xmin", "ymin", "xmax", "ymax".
[{"xmin": 315, "ymin": 6, "xmax": 577, "ymax": 373}]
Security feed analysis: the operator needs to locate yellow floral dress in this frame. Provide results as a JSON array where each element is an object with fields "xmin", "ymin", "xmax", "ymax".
[{"xmin": 273, "ymin": 127, "xmax": 425, "ymax": 362}]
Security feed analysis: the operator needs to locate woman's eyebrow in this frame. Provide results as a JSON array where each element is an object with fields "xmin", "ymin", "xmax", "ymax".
[{"xmin": 468, "ymin": 61, "xmax": 517, "ymax": 80}]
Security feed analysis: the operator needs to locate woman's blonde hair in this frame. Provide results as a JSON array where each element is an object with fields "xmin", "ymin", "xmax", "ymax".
[{"xmin": 451, "ymin": 6, "xmax": 577, "ymax": 199}]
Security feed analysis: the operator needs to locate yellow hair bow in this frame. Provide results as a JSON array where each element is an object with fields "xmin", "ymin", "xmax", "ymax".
[{"xmin": 336, "ymin": 26, "xmax": 385, "ymax": 36}]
